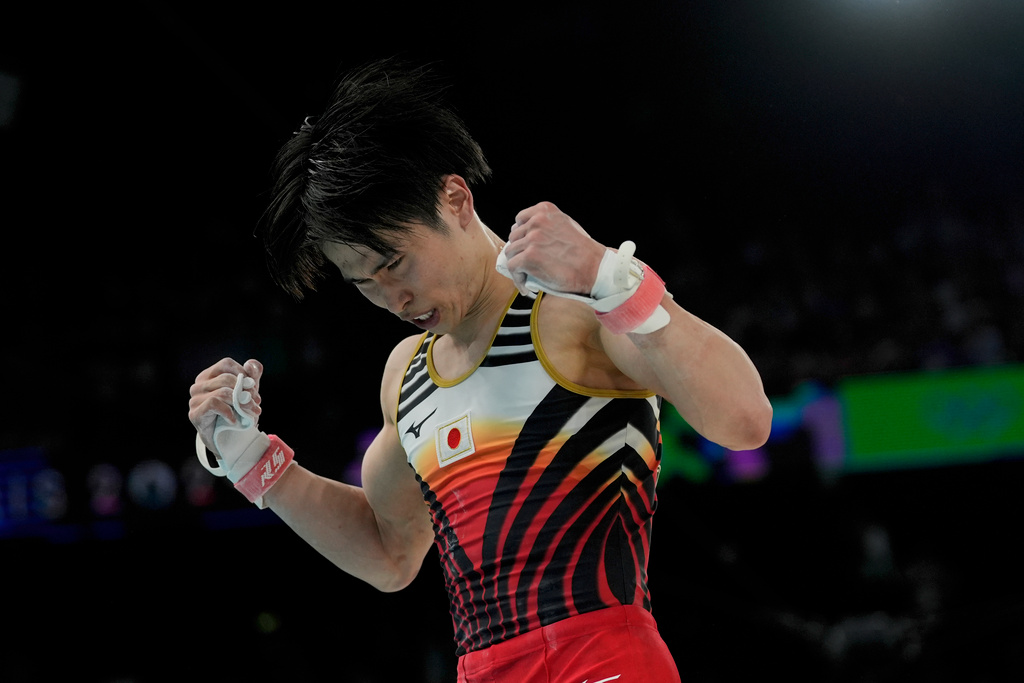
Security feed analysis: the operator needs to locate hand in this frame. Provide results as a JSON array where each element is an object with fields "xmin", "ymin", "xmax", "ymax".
[
  {"xmin": 502, "ymin": 202, "xmax": 607, "ymax": 297},
  {"xmin": 188, "ymin": 357, "xmax": 263, "ymax": 454}
]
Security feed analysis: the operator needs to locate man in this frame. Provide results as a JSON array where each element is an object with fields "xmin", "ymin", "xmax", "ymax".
[{"xmin": 188, "ymin": 59, "xmax": 772, "ymax": 682}]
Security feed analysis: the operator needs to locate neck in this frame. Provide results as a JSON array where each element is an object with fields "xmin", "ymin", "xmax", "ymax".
[{"xmin": 445, "ymin": 221, "xmax": 516, "ymax": 348}]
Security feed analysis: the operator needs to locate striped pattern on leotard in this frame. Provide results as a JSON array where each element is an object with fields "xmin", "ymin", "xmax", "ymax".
[{"xmin": 395, "ymin": 292, "xmax": 663, "ymax": 656}]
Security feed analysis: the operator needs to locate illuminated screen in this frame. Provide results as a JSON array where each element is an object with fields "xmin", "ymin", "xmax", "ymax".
[
  {"xmin": 659, "ymin": 363, "xmax": 1024, "ymax": 484},
  {"xmin": 840, "ymin": 364, "xmax": 1024, "ymax": 471}
]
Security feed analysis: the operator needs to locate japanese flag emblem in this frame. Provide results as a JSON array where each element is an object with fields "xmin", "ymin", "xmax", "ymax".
[{"xmin": 436, "ymin": 412, "xmax": 476, "ymax": 467}]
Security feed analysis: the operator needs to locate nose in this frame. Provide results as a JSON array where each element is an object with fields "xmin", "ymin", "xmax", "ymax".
[{"xmin": 380, "ymin": 282, "xmax": 412, "ymax": 315}]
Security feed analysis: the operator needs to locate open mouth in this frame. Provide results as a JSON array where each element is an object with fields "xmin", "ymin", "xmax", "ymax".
[{"xmin": 410, "ymin": 309, "xmax": 438, "ymax": 328}]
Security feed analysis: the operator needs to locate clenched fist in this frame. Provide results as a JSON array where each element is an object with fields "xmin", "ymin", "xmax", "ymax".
[
  {"xmin": 188, "ymin": 357, "xmax": 263, "ymax": 454},
  {"xmin": 501, "ymin": 202, "xmax": 607, "ymax": 297}
]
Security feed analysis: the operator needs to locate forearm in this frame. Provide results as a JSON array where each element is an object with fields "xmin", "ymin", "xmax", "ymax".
[
  {"xmin": 619, "ymin": 297, "xmax": 773, "ymax": 450},
  {"xmin": 262, "ymin": 464, "xmax": 425, "ymax": 592}
]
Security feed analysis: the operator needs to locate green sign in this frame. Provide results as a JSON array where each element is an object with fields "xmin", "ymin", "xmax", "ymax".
[{"xmin": 840, "ymin": 365, "xmax": 1024, "ymax": 471}]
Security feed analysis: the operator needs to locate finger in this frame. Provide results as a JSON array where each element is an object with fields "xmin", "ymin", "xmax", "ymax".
[
  {"xmin": 237, "ymin": 377, "xmax": 262, "ymax": 410},
  {"xmin": 191, "ymin": 373, "xmax": 262, "ymax": 419},
  {"xmin": 514, "ymin": 200, "xmax": 558, "ymax": 226},
  {"xmin": 513, "ymin": 205, "xmax": 535, "ymax": 226},
  {"xmin": 193, "ymin": 357, "xmax": 246, "ymax": 385},
  {"xmin": 189, "ymin": 370, "xmax": 243, "ymax": 399},
  {"xmin": 232, "ymin": 373, "xmax": 265, "ymax": 420},
  {"xmin": 512, "ymin": 271, "xmax": 532, "ymax": 296},
  {"xmin": 236, "ymin": 378, "xmax": 252, "ymax": 401},
  {"xmin": 242, "ymin": 359, "xmax": 264, "ymax": 400},
  {"xmin": 243, "ymin": 359, "xmax": 263, "ymax": 380},
  {"xmin": 503, "ymin": 232, "xmax": 524, "ymax": 261},
  {"xmin": 229, "ymin": 373, "xmax": 262, "ymax": 418},
  {"xmin": 508, "ymin": 220, "xmax": 529, "ymax": 245},
  {"xmin": 188, "ymin": 387, "xmax": 238, "ymax": 426}
]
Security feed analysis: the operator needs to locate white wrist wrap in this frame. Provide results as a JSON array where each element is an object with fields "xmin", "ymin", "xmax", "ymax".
[
  {"xmin": 195, "ymin": 373, "xmax": 295, "ymax": 508},
  {"xmin": 495, "ymin": 240, "xmax": 671, "ymax": 334}
]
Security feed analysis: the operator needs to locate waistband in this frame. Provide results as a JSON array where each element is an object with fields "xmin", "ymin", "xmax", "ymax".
[{"xmin": 459, "ymin": 605, "xmax": 659, "ymax": 676}]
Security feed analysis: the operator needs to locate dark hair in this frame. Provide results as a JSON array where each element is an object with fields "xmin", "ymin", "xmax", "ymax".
[{"xmin": 258, "ymin": 58, "xmax": 492, "ymax": 299}]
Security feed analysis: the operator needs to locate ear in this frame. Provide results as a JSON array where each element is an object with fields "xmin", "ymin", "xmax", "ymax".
[{"xmin": 441, "ymin": 174, "xmax": 474, "ymax": 229}]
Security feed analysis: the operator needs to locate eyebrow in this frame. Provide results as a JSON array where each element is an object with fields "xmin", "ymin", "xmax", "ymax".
[{"xmin": 343, "ymin": 251, "xmax": 397, "ymax": 285}]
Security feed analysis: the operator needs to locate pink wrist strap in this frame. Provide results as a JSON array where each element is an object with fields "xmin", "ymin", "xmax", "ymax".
[
  {"xmin": 234, "ymin": 435, "xmax": 295, "ymax": 508},
  {"xmin": 595, "ymin": 264, "xmax": 667, "ymax": 334}
]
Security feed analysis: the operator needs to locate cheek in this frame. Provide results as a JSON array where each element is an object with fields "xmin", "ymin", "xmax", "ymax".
[
  {"xmin": 357, "ymin": 284, "xmax": 388, "ymax": 309},
  {"xmin": 402, "ymin": 263, "xmax": 429, "ymax": 294}
]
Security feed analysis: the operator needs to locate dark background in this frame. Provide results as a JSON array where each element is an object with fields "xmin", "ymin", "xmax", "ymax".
[{"xmin": 2, "ymin": 1, "xmax": 1023, "ymax": 681}]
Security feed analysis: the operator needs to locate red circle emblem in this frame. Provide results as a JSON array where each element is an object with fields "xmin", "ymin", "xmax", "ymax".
[{"xmin": 447, "ymin": 428, "xmax": 462, "ymax": 450}]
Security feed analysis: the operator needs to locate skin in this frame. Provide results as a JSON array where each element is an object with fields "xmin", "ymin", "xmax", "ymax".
[{"xmin": 188, "ymin": 174, "xmax": 773, "ymax": 591}]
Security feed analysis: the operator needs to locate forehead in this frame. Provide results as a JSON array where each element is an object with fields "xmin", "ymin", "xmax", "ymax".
[
  {"xmin": 321, "ymin": 223, "xmax": 448, "ymax": 273},
  {"xmin": 321, "ymin": 240, "xmax": 391, "ymax": 278}
]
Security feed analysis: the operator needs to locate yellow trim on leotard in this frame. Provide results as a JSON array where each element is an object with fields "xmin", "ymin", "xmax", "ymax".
[
  {"xmin": 426, "ymin": 289, "xmax": 522, "ymax": 388},
  {"xmin": 531, "ymin": 293, "xmax": 656, "ymax": 400},
  {"xmin": 393, "ymin": 332, "xmax": 431, "ymax": 442}
]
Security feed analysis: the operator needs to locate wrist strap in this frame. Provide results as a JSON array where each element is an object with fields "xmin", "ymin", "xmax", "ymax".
[
  {"xmin": 595, "ymin": 264, "xmax": 669, "ymax": 334},
  {"xmin": 233, "ymin": 435, "xmax": 295, "ymax": 509},
  {"xmin": 591, "ymin": 240, "xmax": 639, "ymax": 300},
  {"xmin": 494, "ymin": 239, "xmax": 671, "ymax": 334}
]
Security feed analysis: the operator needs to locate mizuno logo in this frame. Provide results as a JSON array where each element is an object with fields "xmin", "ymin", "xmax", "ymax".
[
  {"xmin": 406, "ymin": 407, "xmax": 437, "ymax": 439},
  {"xmin": 582, "ymin": 676, "xmax": 622, "ymax": 683}
]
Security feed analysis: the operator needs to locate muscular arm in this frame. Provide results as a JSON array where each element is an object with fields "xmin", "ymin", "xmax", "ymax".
[
  {"xmin": 504, "ymin": 201, "xmax": 772, "ymax": 452},
  {"xmin": 599, "ymin": 295, "xmax": 773, "ymax": 451},
  {"xmin": 260, "ymin": 337, "xmax": 435, "ymax": 592}
]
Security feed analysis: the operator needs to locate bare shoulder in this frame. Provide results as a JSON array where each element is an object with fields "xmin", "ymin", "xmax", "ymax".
[
  {"xmin": 363, "ymin": 335, "xmax": 434, "ymax": 530},
  {"xmin": 535, "ymin": 295, "xmax": 647, "ymax": 393},
  {"xmin": 379, "ymin": 334, "xmax": 428, "ymax": 423},
  {"xmin": 383, "ymin": 334, "xmax": 426, "ymax": 376}
]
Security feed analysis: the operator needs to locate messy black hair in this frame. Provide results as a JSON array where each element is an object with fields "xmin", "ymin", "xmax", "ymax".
[{"xmin": 258, "ymin": 57, "xmax": 492, "ymax": 299}]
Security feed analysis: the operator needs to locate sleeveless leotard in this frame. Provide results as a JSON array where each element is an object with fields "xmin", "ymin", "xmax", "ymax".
[{"xmin": 395, "ymin": 292, "xmax": 663, "ymax": 656}]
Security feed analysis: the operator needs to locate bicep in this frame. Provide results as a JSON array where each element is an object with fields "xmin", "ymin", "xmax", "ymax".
[
  {"xmin": 597, "ymin": 314, "xmax": 673, "ymax": 397},
  {"xmin": 361, "ymin": 425, "xmax": 434, "ymax": 545},
  {"xmin": 362, "ymin": 337, "xmax": 438, "ymax": 567},
  {"xmin": 598, "ymin": 297, "xmax": 773, "ymax": 449}
]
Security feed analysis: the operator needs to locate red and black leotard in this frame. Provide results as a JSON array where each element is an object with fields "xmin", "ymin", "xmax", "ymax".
[{"xmin": 395, "ymin": 292, "xmax": 663, "ymax": 656}]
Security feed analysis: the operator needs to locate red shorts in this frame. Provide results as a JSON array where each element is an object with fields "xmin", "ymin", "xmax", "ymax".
[{"xmin": 456, "ymin": 605, "xmax": 681, "ymax": 683}]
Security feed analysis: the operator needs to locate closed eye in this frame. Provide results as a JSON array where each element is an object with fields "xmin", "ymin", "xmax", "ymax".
[{"xmin": 347, "ymin": 254, "xmax": 403, "ymax": 287}]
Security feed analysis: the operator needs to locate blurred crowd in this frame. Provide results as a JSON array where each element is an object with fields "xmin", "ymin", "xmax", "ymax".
[{"xmin": 683, "ymin": 183, "xmax": 1024, "ymax": 397}]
